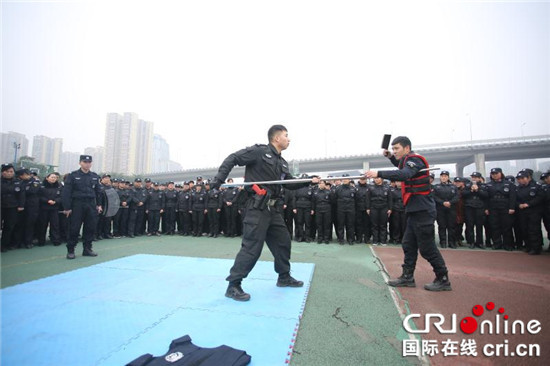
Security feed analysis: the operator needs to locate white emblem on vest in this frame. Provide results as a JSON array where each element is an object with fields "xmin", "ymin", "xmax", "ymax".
[
  {"xmin": 165, "ymin": 351, "xmax": 184, "ymax": 362},
  {"xmin": 265, "ymin": 153, "xmax": 272, "ymax": 158}
]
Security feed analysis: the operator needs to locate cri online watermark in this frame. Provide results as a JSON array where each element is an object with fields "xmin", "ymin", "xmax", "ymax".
[{"xmin": 402, "ymin": 301, "xmax": 542, "ymax": 358}]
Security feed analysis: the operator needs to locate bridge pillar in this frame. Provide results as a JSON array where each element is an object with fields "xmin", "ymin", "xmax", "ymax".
[
  {"xmin": 362, "ymin": 161, "xmax": 370, "ymax": 172},
  {"xmin": 474, "ymin": 153, "xmax": 486, "ymax": 177},
  {"xmin": 455, "ymin": 163, "xmax": 466, "ymax": 178}
]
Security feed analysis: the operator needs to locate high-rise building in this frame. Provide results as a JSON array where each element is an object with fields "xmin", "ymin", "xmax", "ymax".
[
  {"xmin": 84, "ymin": 146, "xmax": 104, "ymax": 174},
  {"xmin": 58, "ymin": 151, "xmax": 81, "ymax": 175},
  {"xmin": 31, "ymin": 135, "xmax": 63, "ymax": 168},
  {"xmin": 152, "ymin": 134, "xmax": 170, "ymax": 173},
  {"xmin": 103, "ymin": 112, "xmax": 153, "ymax": 175},
  {"xmin": 1, "ymin": 131, "xmax": 29, "ymax": 164}
]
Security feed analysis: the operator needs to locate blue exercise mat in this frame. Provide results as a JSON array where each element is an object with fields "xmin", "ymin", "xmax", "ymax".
[{"xmin": 0, "ymin": 254, "xmax": 315, "ymax": 366}]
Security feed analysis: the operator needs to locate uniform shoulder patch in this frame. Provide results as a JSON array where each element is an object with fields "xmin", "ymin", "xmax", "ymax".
[{"xmin": 406, "ymin": 161, "xmax": 417, "ymax": 168}]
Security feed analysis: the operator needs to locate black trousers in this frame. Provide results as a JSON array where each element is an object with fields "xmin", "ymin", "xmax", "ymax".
[
  {"xmin": 67, "ymin": 200, "xmax": 98, "ymax": 251},
  {"xmin": 114, "ymin": 208, "xmax": 129, "ymax": 236},
  {"xmin": 207, "ymin": 209, "xmax": 220, "ymax": 235},
  {"xmin": 128, "ymin": 209, "xmax": 145, "ymax": 236},
  {"xmin": 370, "ymin": 207, "xmax": 388, "ymax": 244},
  {"xmin": 227, "ymin": 201, "xmax": 291, "ymax": 283},
  {"xmin": 402, "ymin": 210, "xmax": 448, "ymax": 275},
  {"xmin": 1, "ymin": 207, "xmax": 19, "ymax": 250},
  {"xmin": 517, "ymin": 208, "xmax": 543, "ymax": 252},
  {"xmin": 164, "ymin": 207, "xmax": 176, "ymax": 234},
  {"xmin": 58, "ymin": 212, "xmax": 68, "ymax": 242},
  {"xmin": 465, "ymin": 206, "xmax": 484, "ymax": 245},
  {"xmin": 192, "ymin": 210, "xmax": 205, "ymax": 235},
  {"xmin": 355, "ymin": 209, "xmax": 371, "ymax": 243},
  {"xmin": 284, "ymin": 208, "xmax": 294, "ymax": 237},
  {"xmin": 489, "ymin": 208, "xmax": 514, "ymax": 249},
  {"xmin": 37, "ymin": 209, "xmax": 60, "ymax": 245},
  {"xmin": 294, "ymin": 207, "xmax": 312, "ymax": 240},
  {"xmin": 224, "ymin": 205, "xmax": 237, "ymax": 236},
  {"xmin": 148, "ymin": 210, "xmax": 161, "ymax": 233},
  {"xmin": 390, "ymin": 210, "xmax": 406, "ymax": 243},
  {"xmin": 315, "ymin": 210, "xmax": 332, "ymax": 241},
  {"xmin": 436, "ymin": 207, "xmax": 456, "ymax": 247},
  {"xmin": 336, "ymin": 210, "xmax": 355, "ymax": 242},
  {"xmin": 543, "ymin": 207, "xmax": 550, "ymax": 241},
  {"xmin": 179, "ymin": 211, "xmax": 192, "ymax": 234}
]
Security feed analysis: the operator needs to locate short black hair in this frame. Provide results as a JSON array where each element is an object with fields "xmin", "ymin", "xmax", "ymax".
[
  {"xmin": 391, "ymin": 136, "xmax": 411, "ymax": 149},
  {"xmin": 268, "ymin": 124, "xmax": 287, "ymax": 142}
]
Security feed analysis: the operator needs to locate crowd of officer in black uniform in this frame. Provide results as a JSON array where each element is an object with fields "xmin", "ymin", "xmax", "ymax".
[{"xmin": 2, "ymin": 162, "xmax": 550, "ymax": 256}]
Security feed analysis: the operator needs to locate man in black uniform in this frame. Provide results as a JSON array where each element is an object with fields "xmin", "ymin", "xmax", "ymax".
[
  {"xmin": 1, "ymin": 164, "xmax": 25, "ymax": 252},
  {"xmin": 462, "ymin": 172, "xmax": 488, "ymax": 248},
  {"xmin": 367, "ymin": 176, "xmax": 392, "ymax": 245},
  {"xmin": 205, "ymin": 182, "xmax": 222, "ymax": 237},
  {"xmin": 96, "ymin": 174, "xmax": 114, "ymax": 240},
  {"xmin": 485, "ymin": 168, "xmax": 516, "ymax": 250},
  {"xmin": 433, "ymin": 171, "xmax": 459, "ymax": 248},
  {"xmin": 366, "ymin": 136, "xmax": 451, "ymax": 291},
  {"xmin": 334, "ymin": 174, "xmax": 357, "ymax": 245},
  {"xmin": 163, "ymin": 182, "xmax": 178, "ymax": 235},
  {"xmin": 293, "ymin": 177, "xmax": 314, "ymax": 242},
  {"xmin": 114, "ymin": 180, "xmax": 131, "ymax": 237},
  {"xmin": 62, "ymin": 155, "xmax": 103, "ymax": 259},
  {"xmin": 190, "ymin": 183, "xmax": 208, "ymax": 236},
  {"xmin": 177, "ymin": 182, "xmax": 193, "ymax": 236},
  {"xmin": 128, "ymin": 178, "xmax": 148, "ymax": 238},
  {"xmin": 146, "ymin": 182, "xmax": 164, "ymax": 236},
  {"xmin": 515, "ymin": 170, "xmax": 544, "ymax": 254},
  {"xmin": 389, "ymin": 181, "xmax": 406, "ymax": 244},
  {"xmin": 16, "ymin": 168, "xmax": 41, "ymax": 249},
  {"xmin": 312, "ymin": 180, "xmax": 334, "ymax": 244},
  {"xmin": 355, "ymin": 177, "xmax": 370, "ymax": 244},
  {"xmin": 222, "ymin": 179, "xmax": 240, "ymax": 237},
  {"xmin": 210, "ymin": 125, "xmax": 319, "ymax": 301}
]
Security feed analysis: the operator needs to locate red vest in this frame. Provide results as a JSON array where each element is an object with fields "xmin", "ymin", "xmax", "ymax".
[{"xmin": 398, "ymin": 153, "xmax": 431, "ymax": 206}]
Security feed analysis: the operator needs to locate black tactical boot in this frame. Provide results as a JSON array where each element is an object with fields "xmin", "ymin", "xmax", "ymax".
[
  {"xmin": 82, "ymin": 246, "xmax": 98, "ymax": 257},
  {"xmin": 277, "ymin": 274, "xmax": 304, "ymax": 287},
  {"xmin": 424, "ymin": 272, "xmax": 452, "ymax": 291},
  {"xmin": 225, "ymin": 282, "xmax": 251, "ymax": 301},
  {"xmin": 388, "ymin": 266, "xmax": 416, "ymax": 287}
]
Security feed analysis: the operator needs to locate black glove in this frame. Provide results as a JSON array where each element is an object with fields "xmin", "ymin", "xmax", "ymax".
[{"xmin": 209, "ymin": 178, "xmax": 223, "ymax": 190}]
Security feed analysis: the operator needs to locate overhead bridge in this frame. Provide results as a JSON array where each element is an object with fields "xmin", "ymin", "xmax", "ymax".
[{"xmin": 146, "ymin": 135, "xmax": 550, "ymax": 182}]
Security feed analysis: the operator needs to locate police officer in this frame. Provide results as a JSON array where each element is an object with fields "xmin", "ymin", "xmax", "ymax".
[
  {"xmin": 163, "ymin": 182, "xmax": 178, "ymax": 235},
  {"xmin": 128, "ymin": 178, "xmax": 148, "ymax": 238},
  {"xmin": 210, "ymin": 125, "xmax": 318, "ymax": 301},
  {"xmin": 96, "ymin": 174, "xmax": 114, "ymax": 240},
  {"xmin": 485, "ymin": 167, "xmax": 516, "ymax": 250},
  {"xmin": 312, "ymin": 180, "xmax": 334, "ymax": 244},
  {"xmin": 62, "ymin": 155, "xmax": 103, "ymax": 259},
  {"xmin": 146, "ymin": 182, "xmax": 164, "ymax": 236},
  {"xmin": 334, "ymin": 174, "xmax": 357, "ymax": 245},
  {"xmin": 114, "ymin": 180, "xmax": 131, "ymax": 237},
  {"xmin": 389, "ymin": 181, "xmax": 406, "ymax": 244},
  {"xmin": 433, "ymin": 171, "xmax": 459, "ymax": 248},
  {"xmin": 462, "ymin": 172, "xmax": 488, "ymax": 248},
  {"xmin": 190, "ymin": 183, "xmax": 208, "ymax": 236},
  {"xmin": 1, "ymin": 164, "xmax": 25, "ymax": 252},
  {"xmin": 367, "ymin": 176, "xmax": 392, "ymax": 245},
  {"xmin": 221, "ymin": 179, "xmax": 240, "ymax": 237},
  {"xmin": 37, "ymin": 172, "xmax": 62, "ymax": 246},
  {"xmin": 366, "ymin": 136, "xmax": 451, "ymax": 291},
  {"xmin": 205, "ymin": 182, "xmax": 222, "ymax": 237},
  {"xmin": 355, "ymin": 177, "xmax": 371, "ymax": 244},
  {"xmin": 177, "ymin": 182, "xmax": 193, "ymax": 235},
  {"xmin": 16, "ymin": 168, "xmax": 41, "ymax": 249},
  {"xmin": 293, "ymin": 176, "xmax": 314, "ymax": 242},
  {"xmin": 515, "ymin": 170, "xmax": 544, "ymax": 254}
]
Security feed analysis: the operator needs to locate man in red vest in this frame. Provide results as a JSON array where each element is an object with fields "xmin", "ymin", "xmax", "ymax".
[{"xmin": 366, "ymin": 136, "xmax": 451, "ymax": 291}]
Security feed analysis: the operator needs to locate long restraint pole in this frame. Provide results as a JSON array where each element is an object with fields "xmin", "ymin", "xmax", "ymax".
[{"xmin": 221, "ymin": 168, "xmax": 440, "ymax": 187}]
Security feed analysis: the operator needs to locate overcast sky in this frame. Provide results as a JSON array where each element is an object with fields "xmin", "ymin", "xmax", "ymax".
[{"xmin": 2, "ymin": 0, "xmax": 549, "ymax": 169}]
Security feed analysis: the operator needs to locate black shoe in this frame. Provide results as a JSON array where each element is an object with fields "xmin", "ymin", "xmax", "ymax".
[
  {"xmin": 147, "ymin": 233, "xmax": 152, "ymax": 236},
  {"xmin": 155, "ymin": 232, "xmax": 161, "ymax": 236},
  {"xmin": 66, "ymin": 252, "xmax": 76, "ymax": 260},
  {"xmin": 277, "ymin": 275, "xmax": 304, "ymax": 287},
  {"xmin": 225, "ymin": 283, "xmax": 251, "ymax": 301},
  {"xmin": 82, "ymin": 248, "xmax": 98, "ymax": 257},
  {"xmin": 338, "ymin": 240, "xmax": 344, "ymax": 245},
  {"xmin": 424, "ymin": 273, "xmax": 452, "ymax": 291},
  {"xmin": 388, "ymin": 266, "xmax": 416, "ymax": 287},
  {"xmin": 104, "ymin": 234, "xmax": 113, "ymax": 239},
  {"xmin": 528, "ymin": 250, "xmax": 541, "ymax": 255},
  {"xmin": 317, "ymin": 240, "xmax": 322, "ymax": 244},
  {"xmin": 325, "ymin": 240, "xmax": 330, "ymax": 244},
  {"xmin": 128, "ymin": 235, "xmax": 135, "ymax": 238}
]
